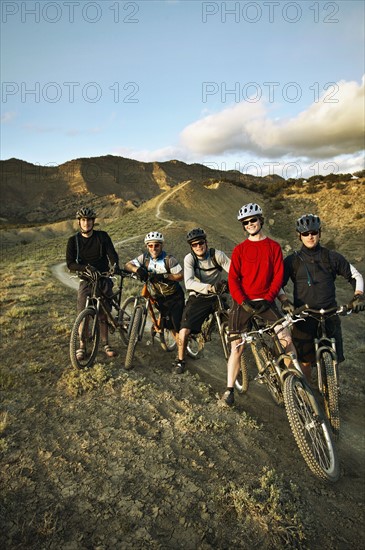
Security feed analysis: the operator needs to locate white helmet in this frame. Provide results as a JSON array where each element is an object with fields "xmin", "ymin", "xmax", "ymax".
[
  {"xmin": 237, "ymin": 203, "xmax": 263, "ymax": 221},
  {"xmin": 144, "ymin": 231, "xmax": 164, "ymax": 244}
]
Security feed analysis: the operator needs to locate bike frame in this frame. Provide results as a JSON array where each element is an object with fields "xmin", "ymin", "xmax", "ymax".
[
  {"xmin": 126, "ymin": 280, "xmax": 171, "ymax": 342},
  {"xmin": 237, "ymin": 313, "xmax": 304, "ymax": 386},
  {"xmin": 301, "ymin": 305, "xmax": 350, "ymax": 396}
]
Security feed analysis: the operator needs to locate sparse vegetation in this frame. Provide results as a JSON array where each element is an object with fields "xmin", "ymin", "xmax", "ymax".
[{"xmin": 0, "ymin": 171, "xmax": 364, "ymax": 549}]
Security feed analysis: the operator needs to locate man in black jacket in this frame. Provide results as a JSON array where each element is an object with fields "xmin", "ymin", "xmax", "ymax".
[
  {"xmin": 66, "ymin": 206, "xmax": 120, "ymax": 359},
  {"xmin": 281, "ymin": 213, "xmax": 364, "ymax": 381}
]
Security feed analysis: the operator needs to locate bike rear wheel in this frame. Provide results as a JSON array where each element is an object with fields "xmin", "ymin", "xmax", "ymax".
[
  {"xmin": 320, "ymin": 351, "xmax": 340, "ymax": 440},
  {"xmin": 186, "ymin": 334, "xmax": 205, "ymax": 359},
  {"xmin": 125, "ymin": 306, "xmax": 143, "ymax": 370},
  {"xmin": 70, "ymin": 308, "xmax": 100, "ymax": 369},
  {"xmin": 159, "ymin": 327, "xmax": 177, "ymax": 352},
  {"xmin": 283, "ymin": 374, "xmax": 339, "ymax": 482}
]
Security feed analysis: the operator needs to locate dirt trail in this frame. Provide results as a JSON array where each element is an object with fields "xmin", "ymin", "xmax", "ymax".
[{"xmin": 52, "ymin": 180, "xmax": 192, "ymax": 290}]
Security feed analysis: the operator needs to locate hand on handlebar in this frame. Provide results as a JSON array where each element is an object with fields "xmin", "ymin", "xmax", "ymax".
[
  {"xmin": 350, "ymin": 293, "xmax": 365, "ymax": 313},
  {"xmin": 211, "ymin": 280, "xmax": 228, "ymax": 295},
  {"xmin": 281, "ymin": 299, "xmax": 295, "ymax": 315},
  {"xmin": 149, "ymin": 272, "xmax": 166, "ymax": 283},
  {"xmin": 136, "ymin": 266, "xmax": 149, "ymax": 282}
]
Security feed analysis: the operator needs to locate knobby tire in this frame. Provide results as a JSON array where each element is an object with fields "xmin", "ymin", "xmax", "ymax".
[
  {"xmin": 124, "ymin": 306, "xmax": 143, "ymax": 370},
  {"xmin": 120, "ymin": 296, "xmax": 136, "ymax": 345},
  {"xmin": 321, "ymin": 351, "xmax": 340, "ymax": 440},
  {"xmin": 234, "ymin": 352, "xmax": 250, "ymax": 394},
  {"xmin": 70, "ymin": 308, "xmax": 100, "ymax": 369},
  {"xmin": 283, "ymin": 374, "xmax": 340, "ymax": 482}
]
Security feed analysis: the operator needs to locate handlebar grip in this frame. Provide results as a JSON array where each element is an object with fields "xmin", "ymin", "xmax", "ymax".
[{"xmin": 293, "ymin": 304, "xmax": 309, "ymax": 315}]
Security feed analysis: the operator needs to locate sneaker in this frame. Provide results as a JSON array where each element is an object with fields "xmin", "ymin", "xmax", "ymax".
[
  {"xmin": 221, "ymin": 390, "xmax": 234, "ymax": 407},
  {"xmin": 173, "ymin": 359, "xmax": 185, "ymax": 374}
]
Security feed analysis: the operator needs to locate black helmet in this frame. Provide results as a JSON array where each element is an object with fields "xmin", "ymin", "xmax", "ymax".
[
  {"xmin": 186, "ymin": 228, "xmax": 207, "ymax": 244},
  {"xmin": 296, "ymin": 214, "xmax": 321, "ymax": 233},
  {"xmin": 76, "ymin": 206, "xmax": 96, "ymax": 220}
]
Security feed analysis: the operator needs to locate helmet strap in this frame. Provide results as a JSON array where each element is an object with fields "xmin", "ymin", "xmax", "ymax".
[{"xmin": 79, "ymin": 220, "xmax": 94, "ymax": 235}]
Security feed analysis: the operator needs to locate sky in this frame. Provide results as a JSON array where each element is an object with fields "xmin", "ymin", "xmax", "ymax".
[{"xmin": 1, "ymin": 0, "xmax": 364, "ymax": 178}]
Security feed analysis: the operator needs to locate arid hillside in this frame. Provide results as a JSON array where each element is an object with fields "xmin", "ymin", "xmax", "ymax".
[
  {"xmin": 0, "ymin": 168, "xmax": 364, "ymax": 549},
  {"xmin": 0, "ymin": 156, "xmax": 269, "ymax": 224}
]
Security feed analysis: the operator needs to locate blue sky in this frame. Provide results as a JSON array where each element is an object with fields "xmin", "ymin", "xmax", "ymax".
[{"xmin": 1, "ymin": 0, "xmax": 364, "ymax": 178}]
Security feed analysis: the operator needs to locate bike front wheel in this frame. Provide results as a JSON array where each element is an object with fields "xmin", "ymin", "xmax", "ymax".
[
  {"xmin": 283, "ymin": 374, "xmax": 340, "ymax": 482},
  {"xmin": 234, "ymin": 352, "xmax": 249, "ymax": 394},
  {"xmin": 119, "ymin": 296, "xmax": 136, "ymax": 345},
  {"xmin": 320, "ymin": 351, "xmax": 340, "ymax": 441},
  {"xmin": 251, "ymin": 342, "xmax": 283, "ymax": 406},
  {"xmin": 124, "ymin": 306, "xmax": 143, "ymax": 370},
  {"xmin": 70, "ymin": 308, "xmax": 100, "ymax": 369}
]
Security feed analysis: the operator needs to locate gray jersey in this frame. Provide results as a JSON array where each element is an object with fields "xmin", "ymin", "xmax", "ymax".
[{"xmin": 184, "ymin": 249, "xmax": 230, "ymax": 295}]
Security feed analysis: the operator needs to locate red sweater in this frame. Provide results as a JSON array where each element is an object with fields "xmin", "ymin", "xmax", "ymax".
[{"xmin": 228, "ymin": 237, "xmax": 284, "ymax": 305}]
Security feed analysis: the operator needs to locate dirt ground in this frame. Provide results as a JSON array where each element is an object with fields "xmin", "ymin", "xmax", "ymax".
[
  {"xmin": 1, "ymin": 291, "xmax": 364, "ymax": 549},
  {"xmin": 1, "ymin": 179, "xmax": 364, "ymax": 548}
]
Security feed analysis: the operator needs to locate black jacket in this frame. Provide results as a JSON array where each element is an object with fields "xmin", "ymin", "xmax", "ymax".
[
  {"xmin": 283, "ymin": 245, "xmax": 355, "ymax": 309},
  {"xmin": 66, "ymin": 230, "xmax": 119, "ymax": 273}
]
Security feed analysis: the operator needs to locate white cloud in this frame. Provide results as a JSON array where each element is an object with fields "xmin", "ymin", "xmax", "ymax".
[
  {"xmin": 180, "ymin": 77, "xmax": 365, "ymax": 160},
  {"xmin": 1, "ymin": 111, "xmax": 17, "ymax": 124},
  {"xmin": 112, "ymin": 145, "xmax": 188, "ymax": 163}
]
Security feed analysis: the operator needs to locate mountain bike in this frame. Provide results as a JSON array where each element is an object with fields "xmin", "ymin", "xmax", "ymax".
[
  {"xmin": 234, "ymin": 309, "xmax": 340, "ymax": 482},
  {"xmin": 69, "ymin": 267, "xmax": 133, "ymax": 370},
  {"xmin": 120, "ymin": 277, "xmax": 179, "ymax": 370},
  {"xmin": 186, "ymin": 290, "xmax": 249, "ymax": 394},
  {"xmin": 298, "ymin": 303, "xmax": 353, "ymax": 441}
]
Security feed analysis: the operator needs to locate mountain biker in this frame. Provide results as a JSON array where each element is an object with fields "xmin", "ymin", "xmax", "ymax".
[
  {"xmin": 66, "ymin": 206, "xmax": 121, "ymax": 359},
  {"xmin": 221, "ymin": 202, "xmax": 295, "ymax": 406},
  {"xmin": 124, "ymin": 231, "xmax": 184, "ymax": 343},
  {"xmin": 280, "ymin": 213, "xmax": 364, "ymax": 382},
  {"xmin": 175, "ymin": 228, "xmax": 231, "ymax": 374}
]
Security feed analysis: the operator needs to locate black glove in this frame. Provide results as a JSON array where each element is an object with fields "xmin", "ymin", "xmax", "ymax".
[
  {"xmin": 149, "ymin": 273, "xmax": 165, "ymax": 283},
  {"xmin": 136, "ymin": 266, "xmax": 149, "ymax": 282},
  {"xmin": 351, "ymin": 294, "xmax": 365, "ymax": 313},
  {"xmin": 215, "ymin": 280, "xmax": 228, "ymax": 295},
  {"xmin": 254, "ymin": 299, "xmax": 272, "ymax": 314},
  {"xmin": 281, "ymin": 299, "xmax": 295, "ymax": 315},
  {"xmin": 111, "ymin": 265, "xmax": 121, "ymax": 276}
]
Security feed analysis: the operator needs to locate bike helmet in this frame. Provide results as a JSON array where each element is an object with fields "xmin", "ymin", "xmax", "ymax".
[
  {"xmin": 144, "ymin": 231, "xmax": 164, "ymax": 244},
  {"xmin": 76, "ymin": 206, "xmax": 96, "ymax": 219},
  {"xmin": 186, "ymin": 228, "xmax": 207, "ymax": 244},
  {"xmin": 237, "ymin": 203, "xmax": 263, "ymax": 221},
  {"xmin": 296, "ymin": 214, "xmax": 321, "ymax": 233}
]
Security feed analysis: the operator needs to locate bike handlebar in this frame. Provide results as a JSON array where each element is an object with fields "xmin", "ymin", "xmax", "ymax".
[{"xmin": 298, "ymin": 303, "xmax": 353, "ymax": 317}]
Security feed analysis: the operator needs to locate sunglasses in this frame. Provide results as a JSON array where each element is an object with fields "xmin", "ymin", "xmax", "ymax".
[
  {"xmin": 242, "ymin": 217, "xmax": 258, "ymax": 226},
  {"xmin": 301, "ymin": 231, "xmax": 319, "ymax": 237},
  {"xmin": 191, "ymin": 240, "xmax": 206, "ymax": 247},
  {"xmin": 147, "ymin": 243, "xmax": 161, "ymax": 249}
]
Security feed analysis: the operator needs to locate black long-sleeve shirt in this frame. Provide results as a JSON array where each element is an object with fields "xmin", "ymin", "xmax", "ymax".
[
  {"xmin": 283, "ymin": 245, "xmax": 363, "ymax": 309},
  {"xmin": 66, "ymin": 230, "xmax": 119, "ymax": 273}
]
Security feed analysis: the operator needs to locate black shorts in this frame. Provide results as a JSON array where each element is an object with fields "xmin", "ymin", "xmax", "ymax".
[
  {"xmin": 155, "ymin": 287, "xmax": 185, "ymax": 332},
  {"xmin": 292, "ymin": 315, "xmax": 344, "ymax": 364},
  {"xmin": 228, "ymin": 301, "xmax": 281, "ymax": 334},
  {"xmin": 77, "ymin": 278, "xmax": 113, "ymax": 313},
  {"xmin": 180, "ymin": 294, "xmax": 218, "ymax": 334}
]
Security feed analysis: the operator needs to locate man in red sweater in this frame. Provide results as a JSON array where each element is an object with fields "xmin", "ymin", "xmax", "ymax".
[{"xmin": 221, "ymin": 202, "xmax": 291, "ymax": 406}]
